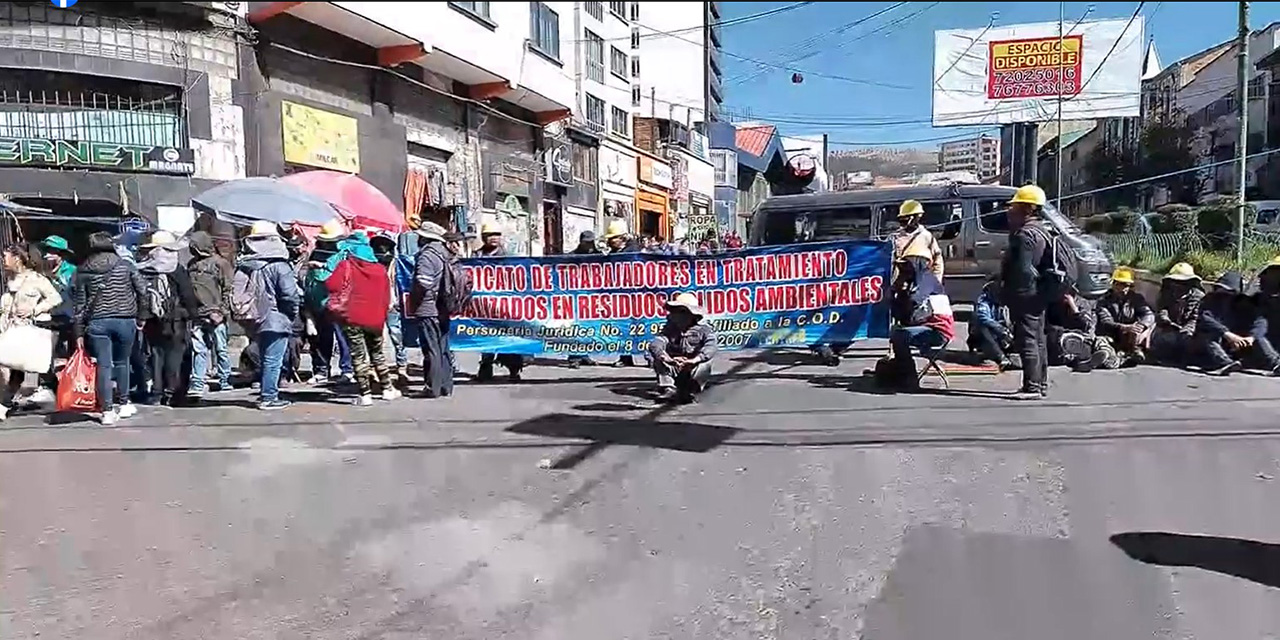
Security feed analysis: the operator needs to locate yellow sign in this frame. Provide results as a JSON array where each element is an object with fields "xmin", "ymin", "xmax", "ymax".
[{"xmin": 281, "ymin": 100, "xmax": 360, "ymax": 172}]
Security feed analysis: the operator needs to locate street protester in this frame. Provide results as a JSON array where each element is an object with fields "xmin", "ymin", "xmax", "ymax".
[
  {"xmin": 73, "ymin": 231, "xmax": 147, "ymax": 425},
  {"xmin": 874, "ymin": 246, "xmax": 955, "ymax": 391},
  {"xmin": 1095, "ymin": 266, "xmax": 1156, "ymax": 367},
  {"xmin": 1192, "ymin": 271, "xmax": 1261, "ymax": 377},
  {"xmin": 370, "ymin": 232, "xmax": 409, "ymax": 386},
  {"xmin": 234, "ymin": 221, "xmax": 301, "ymax": 410},
  {"xmin": 186, "ymin": 231, "xmax": 234, "ymax": 397},
  {"xmin": 1150, "ymin": 262, "xmax": 1204, "ymax": 366},
  {"xmin": 567, "ymin": 230, "xmax": 601, "ymax": 370},
  {"xmin": 408, "ymin": 221, "xmax": 455, "ymax": 399},
  {"xmin": 324, "ymin": 231, "xmax": 401, "ymax": 406},
  {"xmin": 892, "ymin": 199, "xmax": 945, "ymax": 279},
  {"xmin": 604, "ymin": 218, "xmax": 643, "ymax": 368},
  {"xmin": 26, "ymin": 236, "xmax": 76, "ymax": 407},
  {"xmin": 1046, "ymin": 285, "xmax": 1114, "ymax": 372},
  {"xmin": 303, "ymin": 219, "xmax": 355, "ymax": 385},
  {"xmin": 1251, "ymin": 257, "xmax": 1280, "ymax": 376},
  {"xmin": 1001, "ymin": 184, "xmax": 1052, "ymax": 400},
  {"xmin": 649, "ymin": 292, "xmax": 718, "ymax": 403},
  {"xmin": 968, "ymin": 278, "xmax": 1016, "ymax": 370},
  {"xmin": 0, "ymin": 243, "xmax": 61, "ymax": 420},
  {"xmin": 473, "ymin": 222, "xmax": 524, "ymax": 382},
  {"xmin": 137, "ymin": 231, "xmax": 200, "ymax": 407}
]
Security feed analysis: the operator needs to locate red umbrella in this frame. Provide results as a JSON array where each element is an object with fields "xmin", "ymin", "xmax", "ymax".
[{"xmin": 280, "ymin": 170, "xmax": 405, "ymax": 233}]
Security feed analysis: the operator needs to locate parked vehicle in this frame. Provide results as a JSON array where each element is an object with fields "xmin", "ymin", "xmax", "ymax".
[{"xmin": 748, "ymin": 183, "xmax": 1114, "ymax": 303}]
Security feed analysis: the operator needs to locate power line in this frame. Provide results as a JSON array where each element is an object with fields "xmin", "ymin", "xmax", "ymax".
[{"xmin": 1070, "ymin": 1, "xmax": 1147, "ymax": 100}]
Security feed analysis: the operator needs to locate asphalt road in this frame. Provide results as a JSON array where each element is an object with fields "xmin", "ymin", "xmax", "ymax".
[{"xmin": 3, "ymin": 340, "xmax": 1280, "ymax": 639}]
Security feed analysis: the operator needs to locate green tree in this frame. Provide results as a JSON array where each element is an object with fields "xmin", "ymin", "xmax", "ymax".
[
  {"xmin": 1138, "ymin": 112, "xmax": 1197, "ymax": 203},
  {"xmin": 1085, "ymin": 143, "xmax": 1140, "ymax": 210}
]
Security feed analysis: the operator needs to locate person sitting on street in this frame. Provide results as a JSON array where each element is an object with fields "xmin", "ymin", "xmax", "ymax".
[
  {"xmin": 1095, "ymin": 266, "xmax": 1155, "ymax": 367},
  {"xmin": 324, "ymin": 231, "xmax": 400, "ymax": 406},
  {"xmin": 1150, "ymin": 262, "xmax": 1204, "ymax": 366},
  {"xmin": 968, "ymin": 278, "xmax": 1016, "ymax": 370},
  {"xmin": 1251, "ymin": 256, "xmax": 1280, "ymax": 376},
  {"xmin": 876, "ymin": 248, "xmax": 954, "ymax": 390},
  {"xmin": 1192, "ymin": 271, "xmax": 1263, "ymax": 377},
  {"xmin": 1046, "ymin": 286, "xmax": 1114, "ymax": 372},
  {"xmin": 649, "ymin": 293, "xmax": 718, "ymax": 403}
]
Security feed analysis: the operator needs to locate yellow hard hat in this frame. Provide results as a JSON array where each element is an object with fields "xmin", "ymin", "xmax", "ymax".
[
  {"xmin": 1008, "ymin": 184, "xmax": 1047, "ymax": 207},
  {"xmin": 898, "ymin": 199, "xmax": 925, "ymax": 218},
  {"xmin": 247, "ymin": 221, "xmax": 279, "ymax": 237},
  {"xmin": 605, "ymin": 218, "xmax": 629, "ymax": 239},
  {"xmin": 480, "ymin": 222, "xmax": 501, "ymax": 236},
  {"xmin": 1163, "ymin": 262, "xmax": 1200, "ymax": 281},
  {"xmin": 1111, "ymin": 266, "xmax": 1136, "ymax": 284},
  {"xmin": 1265, "ymin": 255, "xmax": 1280, "ymax": 270},
  {"xmin": 317, "ymin": 218, "xmax": 348, "ymax": 241}
]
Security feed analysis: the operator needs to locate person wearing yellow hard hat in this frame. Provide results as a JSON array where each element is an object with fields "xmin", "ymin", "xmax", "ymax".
[
  {"xmin": 1149, "ymin": 262, "xmax": 1205, "ymax": 366},
  {"xmin": 1094, "ymin": 265, "xmax": 1155, "ymax": 368},
  {"xmin": 651, "ymin": 292, "xmax": 717, "ymax": 403},
  {"xmin": 603, "ymin": 217, "xmax": 638, "ymax": 254},
  {"xmin": 1247, "ymin": 256, "xmax": 1280, "ymax": 376},
  {"xmin": 1193, "ymin": 270, "xmax": 1260, "ymax": 376},
  {"xmin": 303, "ymin": 218, "xmax": 355, "ymax": 385},
  {"xmin": 891, "ymin": 199, "xmax": 945, "ymax": 280},
  {"xmin": 998, "ymin": 184, "xmax": 1056, "ymax": 399},
  {"xmin": 477, "ymin": 221, "xmax": 506, "ymax": 257}
]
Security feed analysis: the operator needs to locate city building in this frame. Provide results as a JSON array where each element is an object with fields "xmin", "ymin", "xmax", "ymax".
[
  {"xmin": 1037, "ymin": 123, "xmax": 1100, "ymax": 215},
  {"xmin": 937, "ymin": 133, "xmax": 1000, "ymax": 182},
  {"xmin": 0, "ymin": 1, "xmax": 245, "ymax": 245},
  {"xmin": 633, "ymin": 1, "xmax": 719, "ymax": 126},
  {"xmin": 246, "ymin": 0, "xmax": 577, "ymax": 255}
]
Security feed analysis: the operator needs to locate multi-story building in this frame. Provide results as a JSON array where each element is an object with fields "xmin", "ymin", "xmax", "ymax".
[
  {"xmin": 938, "ymin": 134, "xmax": 1000, "ymax": 182},
  {"xmin": 246, "ymin": 0, "xmax": 578, "ymax": 255}
]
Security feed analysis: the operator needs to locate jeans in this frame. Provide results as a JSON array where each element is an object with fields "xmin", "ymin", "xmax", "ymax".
[
  {"xmin": 386, "ymin": 309, "xmax": 407, "ymax": 369},
  {"xmin": 968, "ymin": 325, "xmax": 1009, "ymax": 364},
  {"xmin": 890, "ymin": 325, "xmax": 947, "ymax": 363},
  {"xmin": 652, "ymin": 357, "xmax": 713, "ymax": 394},
  {"xmin": 130, "ymin": 329, "xmax": 150, "ymax": 398},
  {"xmin": 258, "ymin": 330, "xmax": 290, "ymax": 402},
  {"xmin": 86, "ymin": 317, "xmax": 136, "ymax": 411},
  {"xmin": 190, "ymin": 321, "xmax": 231, "ymax": 394},
  {"xmin": 311, "ymin": 312, "xmax": 353, "ymax": 378},
  {"xmin": 417, "ymin": 317, "xmax": 453, "ymax": 398}
]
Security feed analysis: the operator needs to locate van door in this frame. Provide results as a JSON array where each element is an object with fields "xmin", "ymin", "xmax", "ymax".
[{"xmin": 971, "ymin": 196, "xmax": 1012, "ymax": 275}]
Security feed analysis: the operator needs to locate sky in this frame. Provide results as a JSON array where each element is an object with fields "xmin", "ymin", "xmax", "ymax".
[{"xmin": 719, "ymin": 1, "xmax": 1280, "ymax": 150}]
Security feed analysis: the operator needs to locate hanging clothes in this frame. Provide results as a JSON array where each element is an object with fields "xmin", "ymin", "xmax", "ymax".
[{"xmin": 403, "ymin": 167, "xmax": 428, "ymax": 228}]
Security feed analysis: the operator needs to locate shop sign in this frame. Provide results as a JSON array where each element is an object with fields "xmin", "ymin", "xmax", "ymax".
[
  {"xmin": 0, "ymin": 136, "xmax": 195, "ymax": 174},
  {"xmin": 638, "ymin": 156, "xmax": 672, "ymax": 190},
  {"xmin": 544, "ymin": 136, "xmax": 573, "ymax": 187},
  {"xmin": 281, "ymin": 100, "xmax": 360, "ymax": 173},
  {"xmin": 689, "ymin": 130, "xmax": 711, "ymax": 162}
]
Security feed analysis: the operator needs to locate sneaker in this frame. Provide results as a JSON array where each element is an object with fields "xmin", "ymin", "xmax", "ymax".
[
  {"xmin": 381, "ymin": 388, "xmax": 402, "ymax": 401},
  {"xmin": 1060, "ymin": 333, "xmax": 1090, "ymax": 363},
  {"xmin": 0, "ymin": 404, "xmax": 9, "ymax": 421},
  {"xmin": 117, "ymin": 403, "xmax": 138, "ymax": 419},
  {"xmin": 20, "ymin": 388, "xmax": 55, "ymax": 407},
  {"xmin": 258, "ymin": 399, "xmax": 292, "ymax": 411},
  {"xmin": 101, "ymin": 409, "xmax": 118, "ymax": 425},
  {"xmin": 1089, "ymin": 349, "xmax": 1109, "ymax": 370},
  {"xmin": 1208, "ymin": 361, "xmax": 1243, "ymax": 377},
  {"xmin": 508, "ymin": 370, "xmax": 523, "ymax": 382},
  {"xmin": 567, "ymin": 359, "xmax": 581, "ymax": 370},
  {"xmin": 655, "ymin": 386, "xmax": 679, "ymax": 402},
  {"xmin": 310, "ymin": 375, "xmax": 329, "ymax": 386},
  {"xmin": 1011, "ymin": 389, "xmax": 1043, "ymax": 401},
  {"xmin": 354, "ymin": 394, "xmax": 374, "ymax": 407},
  {"xmin": 339, "ymin": 373, "xmax": 356, "ymax": 385}
]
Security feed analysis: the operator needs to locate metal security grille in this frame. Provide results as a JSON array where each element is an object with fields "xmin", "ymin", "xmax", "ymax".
[{"xmin": 0, "ymin": 68, "xmax": 186, "ymax": 148}]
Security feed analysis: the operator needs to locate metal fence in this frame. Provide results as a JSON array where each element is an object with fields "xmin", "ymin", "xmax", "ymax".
[{"xmin": 1100, "ymin": 232, "xmax": 1203, "ymax": 268}]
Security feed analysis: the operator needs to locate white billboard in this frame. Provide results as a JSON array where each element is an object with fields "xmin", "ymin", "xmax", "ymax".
[{"xmin": 932, "ymin": 18, "xmax": 1145, "ymax": 127}]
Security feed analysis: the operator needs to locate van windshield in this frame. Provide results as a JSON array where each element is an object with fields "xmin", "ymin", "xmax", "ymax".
[{"xmin": 760, "ymin": 205, "xmax": 875, "ymax": 245}]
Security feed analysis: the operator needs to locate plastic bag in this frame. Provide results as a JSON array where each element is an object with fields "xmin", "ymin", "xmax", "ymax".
[
  {"xmin": 0, "ymin": 323, "xmax": 54, "ymax": 373},
  {"xmin": 57, "ymin": 348, "xmax": 97, "ymax": 413}
]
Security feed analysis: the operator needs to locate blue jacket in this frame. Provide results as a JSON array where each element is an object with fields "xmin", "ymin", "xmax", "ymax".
[{"xmin": 971, "ymin": 287, "xmax": 1008, "ymax": 333}]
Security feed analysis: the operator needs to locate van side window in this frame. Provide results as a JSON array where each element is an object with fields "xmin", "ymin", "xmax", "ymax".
[
  {"xmin": 813, "ymin": 206, "xmax": 874, "ymax": 241},
  {"xmin": 879, "ymin": 201, "xmax": 961, "ymax": 240},
  {"xmin": 978, "ymin": 199, "xmax": 1010, "ymax": 232}
]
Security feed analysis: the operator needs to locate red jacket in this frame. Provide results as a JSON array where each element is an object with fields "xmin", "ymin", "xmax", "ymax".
[{"xmin": 326, "ymin": 257, "xmax": 391, "ymax": 330}]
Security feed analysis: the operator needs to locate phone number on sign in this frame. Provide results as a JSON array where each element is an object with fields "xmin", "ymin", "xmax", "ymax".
[
  {"xmin": 992, "ymin": 67, "xmax": 1078, "ymax": 84},
  {"xmin": 989, "ymin": 80, "xmax": 1081, "ymax": 99}
]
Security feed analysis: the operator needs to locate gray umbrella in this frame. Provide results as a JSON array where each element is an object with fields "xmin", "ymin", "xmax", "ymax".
[{"xmin": 192, "ymin": 177, "xmax": 339, "ymax": 227}]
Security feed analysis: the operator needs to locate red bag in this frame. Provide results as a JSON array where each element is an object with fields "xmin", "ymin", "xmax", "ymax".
[
  {"xmin": 326, "ymin": 258, "xmax": 390, "ymax": 330},
  {"xmin": 57, "ymin": 348, "xmax": 98, "ymax": 413}
]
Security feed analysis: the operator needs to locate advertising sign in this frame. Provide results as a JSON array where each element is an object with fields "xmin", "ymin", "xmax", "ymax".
[
  {"xmin": 0, "ymin": 137, "xmax": 195, "ymax": 174},
  {"xmin": 638, "ymin": 156, "xmax": 673, "ymax": 190},
  {"xmin": 544, "ymin": 135, "xmax": 573, "ymax": 187},
  {"xmin": 397, "ymin": 240, "xmax": 891, "ymax": 355},
  {"xmin": 932, "ymin": 18, "xmax": 1144, "ymax": 126},
  {"xmin": 281, "ymin": 100, "xmax": 360, "ymax": 172}
]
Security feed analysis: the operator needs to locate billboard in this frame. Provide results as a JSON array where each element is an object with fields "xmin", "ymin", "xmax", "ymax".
[{"xmin": 932, "ymin": 18, "xmax": 1145, "ymax": 127}]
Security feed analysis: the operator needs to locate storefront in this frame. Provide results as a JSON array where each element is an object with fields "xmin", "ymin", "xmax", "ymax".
[
  {"xmin": 541, "ymin": 127, "xmax": 574, "ymax": 255},
  {"xmin": 599, "ymin": 140, "xmax": 637, "ymax": 231},
  {"xmin": 563, "ymin": 124, "xmax": 601, "ymax": 251},
  {"xmin": 635, "ymin": 154, "xmax": 673, "ymax": 239}
]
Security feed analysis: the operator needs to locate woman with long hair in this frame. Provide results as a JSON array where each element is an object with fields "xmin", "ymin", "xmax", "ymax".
[
  {"xmin": 0, "ymin": 242, "xmax": 61, "ymax": 419},
  {"xmin": 72, "ymin": 231, "xmax": 147, "ymax": 425}
]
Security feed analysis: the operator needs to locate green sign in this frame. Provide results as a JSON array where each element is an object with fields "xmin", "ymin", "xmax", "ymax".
[{"xmin": 0, "ymin": 137, "xmax": 196, "ymax": 175}]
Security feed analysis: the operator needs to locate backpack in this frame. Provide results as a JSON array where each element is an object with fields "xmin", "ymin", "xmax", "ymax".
[
  {"xmin": 144, "ymin": 272, "xmax": 175, "ymax": 320},
  {"xmin": 418, "ymin": 244, "xmax": 472, "ymax": 316},
  {"xmin": 1027, "ymin": 224, "xmax": 1081, "ymax": 299},
  {"xmin": 326, "ymin": 257, "xmax": 391, "ymax": 330},
  {"xmin": 231, "ymin": 265, "xmax": 271, "ymax": 325}
]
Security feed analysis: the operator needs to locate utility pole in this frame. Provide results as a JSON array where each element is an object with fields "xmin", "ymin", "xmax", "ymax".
[
  {"xmin": 1055, "ymin": 1, "xmax": 1065, "ymax": 210},
  {"xmin": 1236, "ymin": 0, "xmax": 1250, "ymax": 265}
]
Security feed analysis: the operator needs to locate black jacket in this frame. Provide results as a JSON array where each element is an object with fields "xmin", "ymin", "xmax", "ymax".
[
  {"xmin": 1001, "ymin": 220, "xmax": 1050, "ymax": 302},
  {"xmin": 71, "ymin": 250, "xmax": 147, "ymax": 338}
]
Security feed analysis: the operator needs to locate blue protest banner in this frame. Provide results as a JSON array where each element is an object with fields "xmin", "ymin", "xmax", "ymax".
[{"xmin": 396, "ymin": 240, "xmax": 891, "ymax": 355}]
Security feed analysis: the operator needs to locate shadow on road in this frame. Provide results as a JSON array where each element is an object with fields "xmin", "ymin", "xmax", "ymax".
[
  {"xmin": 506, "ymin": 412, "xmax": 740, "ymax": 455},
  {"xmin": 1110, "ymin": 531, "xmax": 1280, "ymax": 588}
]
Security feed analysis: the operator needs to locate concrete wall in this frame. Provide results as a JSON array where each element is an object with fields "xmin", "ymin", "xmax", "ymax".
[
  {"xmin": 636, "ymin": 1, "xmax": 706, "ymax": 126},
  {"xmin": 578, "ymin": 0, "xmax": 636, "ymax": 139}
]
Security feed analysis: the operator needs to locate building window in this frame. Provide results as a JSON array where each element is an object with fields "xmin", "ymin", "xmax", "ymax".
[
  {"xmin": 572, "ymin": 142, "xmax": 598, "ymax": 183},
  {"xmin": 585, "ymin": 1, "xmax": 603, "ymax": 21},
  {"xmin": 529, "ymin": 2, "xmax": 560, "ymax": 60},
  {"xmin": 584, "ymin": 30, "xmax": 604, "ymax": 82},
  {"xmin": 609, "ymin": 1, "xmax": 627, "ymax": 20},
  {"xmin": 712, "ymin": 149, "xmax": 737, "ymax": 187},
  {"xmin": 631, "ymin": 56, "xmax": 640, "ymax": 78},
  {"xmin": 630, "ymin": 27, "xmax": 640, "ymax": 50},
  {"xmin": 631, "ymin": 84, "xmax": 641, "ymax": 107},
  {"xmin": 629, "ymin": 2, "xmax": 639, "ymax": 21},
  {"xmin": 609, "ymin": 46, "xmax": 628, "ymax": 80},
  {"xmin": 611, "ymin": 106, "xmax": 630, "ymax": 138},
  {"xmin": 585, "ymin": 93, "xmax": 606, "ymax": 132},
  {"xmin": 449, "ymin": 1, "xmax": 491, "ymax": 20}
]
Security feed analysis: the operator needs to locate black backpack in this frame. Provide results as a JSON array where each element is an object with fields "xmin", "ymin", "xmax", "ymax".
[
  {"xmin": 144, "ymin": 272, "xmax": 176, "ymax": 320},
  {"xmin": 1027, "ymin": 224, "xmax": 1080, "ymax": 298},
  {"xmin": 418, "ymin": 244, "xmax": 473, "ymax": 316}
]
